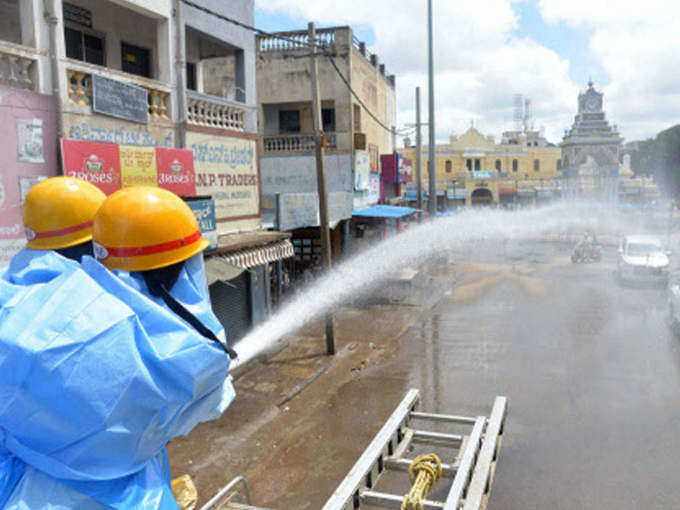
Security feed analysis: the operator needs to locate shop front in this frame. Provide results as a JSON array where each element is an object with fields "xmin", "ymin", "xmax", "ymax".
[{"xmin": 350, "ymin": 204, "xmax": 418, "ymax": 255}]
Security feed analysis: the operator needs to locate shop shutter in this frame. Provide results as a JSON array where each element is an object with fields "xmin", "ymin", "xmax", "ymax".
[{"xmin": 209, "ymin": 271, "xmax": 250, "ymax": 346}]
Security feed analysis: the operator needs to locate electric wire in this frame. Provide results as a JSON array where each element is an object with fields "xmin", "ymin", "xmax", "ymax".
[{"xmin": 180, "ymin": 0, "xmax": 403, "ymax": 137}]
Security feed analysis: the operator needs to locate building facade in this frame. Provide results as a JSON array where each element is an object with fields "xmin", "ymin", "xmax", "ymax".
[
  {"xmin": 560, "ymin": 81, "xmax": 623, "ymax": 199},
  {"xmin": 256, "ymin": 25, "xmax": 397, "ymax": 278},
  {"xmin": 0, "ymin": 0, "xmax": 293, "ymax": 343},
  {"xmin": 402, "ymin": 126, "xmax": 562, "ymax": 206}
]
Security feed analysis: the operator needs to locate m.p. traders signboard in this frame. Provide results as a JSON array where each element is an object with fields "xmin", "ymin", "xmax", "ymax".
[
  {"xmin": 187, "ymin": 131, "xmax": 260, "ymax": 235},
  {"xmin": 61, "ymin": 139, "xmax": 196, "ymax": 196}
]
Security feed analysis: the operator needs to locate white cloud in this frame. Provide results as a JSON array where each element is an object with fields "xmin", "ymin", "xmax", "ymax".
[
  {"xmin": 256, "ymin": 0, "xmax": 675, "ymax": 145},
  {"xmin": 538, "ymin": 0, "xmax": 680, "ymax": 140}
]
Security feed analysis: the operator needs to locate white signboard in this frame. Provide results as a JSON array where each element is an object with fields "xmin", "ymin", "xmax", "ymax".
[
  {"xmin": 354, "ymin": 150, "xmax": 371, "ymax": 191},
  {"xmin": 260, "ymin": 153, "xmax": 352, "ymax": 194}
]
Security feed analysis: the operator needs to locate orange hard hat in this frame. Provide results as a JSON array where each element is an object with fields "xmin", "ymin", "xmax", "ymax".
[
  {"xmin": 23, "ymin": 176, "xmax": 106, "ymax": 250},
  {"xmin": 92, "ymin": 186, "xmax": 209, "ymax": 272}
]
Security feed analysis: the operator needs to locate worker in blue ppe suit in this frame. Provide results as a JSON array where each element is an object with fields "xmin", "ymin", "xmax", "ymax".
[
  {"xmin": 1, "ymin": 176, "xmax": 106, "ymax": 286},
  {"xmin": 0, "ymin": 186, "xmax": 235, "ymax": 508}
]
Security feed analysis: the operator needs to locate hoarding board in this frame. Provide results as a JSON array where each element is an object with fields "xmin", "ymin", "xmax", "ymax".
[
  {"xmin": 61, "ymin": 139, "xmax": 122, "ymax": 195},
  {"xmin": 260, "ymin": 153, "xmax": 352, "ymax": 194},
  {"xmin": 187, "ymin": 198, "xmax": 217, "ymax": 251},
  {"xmin": 61, "ymin": 139, "xmax": 196, "ymax": 196},
  {"xmin": 156, "ymin": 148, "xmax": 196, "ymax": 196},
  {"xmin": 278, "ymin": 193, "xmax": 319, "ymax": 231},
  {"xmin": 92, "ymin": 74, "xmax": 149, "ymax": 124},
  {"xmin": 354, "ymin": 150, "xmax": 371, "ymax": 191},
  {"xmin": 188, "ymin": 131, "xmax": 260, "ymax": 235},
  {"xmin": 276, "ymin": 191, "xmax": 352, "ymax": 230},
  {"xmin": 120, "ymin": 145, "xmax": 156, "ymax": 187}
]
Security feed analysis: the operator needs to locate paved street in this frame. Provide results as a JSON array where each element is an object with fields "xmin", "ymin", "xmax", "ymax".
[
  {"xmin": 171, "ymin": 241, "xmax": 680, "ymax": 509},
  {"xmin": 405, "ymin": 245, "xmax": 680, "ymax": 509}
]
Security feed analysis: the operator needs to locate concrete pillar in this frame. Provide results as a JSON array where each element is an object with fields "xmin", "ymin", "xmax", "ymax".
[
  {"xmin": 172, "ymin": 0, "xmax": 187, "ymax": 146},
  {"xmin": 22, "ymin": 0, "xmax": 52, "ymax": 95}
]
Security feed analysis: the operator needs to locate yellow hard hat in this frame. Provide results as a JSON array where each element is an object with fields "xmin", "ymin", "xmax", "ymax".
[
  {"xmin": 23, "ymin": 176, "xmax": 107, "ymax": 250},
  {"xmin": 92, "ymin": 186, "xmax": 209, "ymax": 272}
]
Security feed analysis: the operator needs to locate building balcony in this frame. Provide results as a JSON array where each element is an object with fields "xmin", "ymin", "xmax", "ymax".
[
  {"xmin": 257, "ymin": 28, "xmax": 338, "ymax": 53},
  {"xmin": 65, "ymin": 59, "xmax": 172, "ymax": 121},
  {"xmin": 262, "ymin": 132, "xmax": 337, "ymax": 154},
  {"xmin": 0, "ymin": 40, "xmax": 43, "ymax": 92},
  {"xmin": 186, "ymin": 90, "xmax": 251, "ymax": 132}
]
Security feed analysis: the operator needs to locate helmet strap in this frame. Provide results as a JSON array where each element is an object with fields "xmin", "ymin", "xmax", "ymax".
[{"xmin": 142, "ymin": 269, "xmax": 237, "ymax": 359}]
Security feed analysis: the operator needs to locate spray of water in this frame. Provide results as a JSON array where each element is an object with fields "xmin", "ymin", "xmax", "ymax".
[{"xmin": 229, "ymin": 201, "xmax": 664, "ymax": 370}]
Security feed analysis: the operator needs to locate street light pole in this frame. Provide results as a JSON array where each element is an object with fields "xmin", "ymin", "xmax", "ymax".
[
  {"xmin": 416, "ymin": 87, "xmax": 423, "ymax": 216},
  {"xmin": 427, "ymin": 0, "xmax": 437, "ymax": 217}
]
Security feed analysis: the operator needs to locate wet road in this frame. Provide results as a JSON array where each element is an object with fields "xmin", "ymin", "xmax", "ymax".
[
  {"xmin": 403, "ymin": 244, "xmax": 680, "ymax": 509},
  {"xmin": 171, "ymin": 240, "xmax": 680, "ymax": 509}
]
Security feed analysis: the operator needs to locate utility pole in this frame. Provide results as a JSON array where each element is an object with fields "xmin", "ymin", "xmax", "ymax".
[
  {"xmin": 427, "ymin": 0, "xmax": 437, "ymax": 216},
  {"xmin": 416, "ymin": 87, "xmax": 424, "ymax": 216},
  {"xmin": 308, "ymin": 22, "xmax": 335, "ymax": 355}
]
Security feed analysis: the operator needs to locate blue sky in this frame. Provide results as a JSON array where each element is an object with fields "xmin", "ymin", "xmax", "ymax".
[
  {"xmin": 513, "ymin": 2, "xmax": 606, "ymax": 87},
  {"xmin": 256, "ymin": 1, "xmax": 602, "ymax": 88},
  {"xmin": 254, "ymin": 0, "xmax": 678, "ymax": 141},
  {"xmin": 254, "ymin": 9, "xmax": 375, "ymax": 46}
]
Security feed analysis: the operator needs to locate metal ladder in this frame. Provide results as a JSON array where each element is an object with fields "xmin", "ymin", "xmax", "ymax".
[
  {"xmin": 202, "ymin": 389, "xmax": 507, "ymax": 510},
  {"xmin": 322, "ymin": 389, "xmax": 507, "ymax": 510}
]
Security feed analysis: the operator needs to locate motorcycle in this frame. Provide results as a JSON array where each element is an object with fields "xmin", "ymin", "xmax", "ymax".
[{"xmin": 571, "ymin": 241, "xmax": 602, "ymax": 263}]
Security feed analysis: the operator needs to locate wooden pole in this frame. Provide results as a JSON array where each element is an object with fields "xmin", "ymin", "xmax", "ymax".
[{"xmin": 309, "ymin": 22, "xmax": 335, "ymax": 355}]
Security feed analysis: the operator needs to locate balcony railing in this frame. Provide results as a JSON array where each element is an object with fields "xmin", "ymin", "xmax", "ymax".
[
  {"xmin": 65, "ymin": 60, "xmax": 171, "ymax": 120},
  {"xmin": 257, "ymin": 28, "xmax": 336, "ymax": 53},
  {"xmin": 262, "ymin": 132, "xmax": 337, "ymax": 154},
  {"xmin": 186, "ymin": 90, "xmax": 246, "ymax": 131},
  {"xmin": 0, "ymin": 41, "xmax": 41, "ymax": 92}
]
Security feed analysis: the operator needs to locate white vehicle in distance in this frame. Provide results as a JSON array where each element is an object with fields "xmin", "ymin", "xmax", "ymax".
[
  {"xmin": 669, "ymin": 283, "xmax": 680, "ymax": 333},
  {"xmin": 617, "ymin": 235, "xmax": 670, "ymax": 286}
]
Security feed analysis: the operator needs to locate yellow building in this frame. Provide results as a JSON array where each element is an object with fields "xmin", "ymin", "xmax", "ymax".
[{"xmin": 402, "ymin": 127, "xmax": 562, "ymax": 206}]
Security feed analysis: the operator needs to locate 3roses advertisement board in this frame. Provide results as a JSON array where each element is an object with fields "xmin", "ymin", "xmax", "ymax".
[{"xmin": 61, "ymin": 139, "xmax": 197, "ymax": 196}]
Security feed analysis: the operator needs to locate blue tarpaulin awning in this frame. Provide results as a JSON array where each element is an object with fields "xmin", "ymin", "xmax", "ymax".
[{"xmin": 352, "ymin": 205, "xmax": 418, "ymax": 218}]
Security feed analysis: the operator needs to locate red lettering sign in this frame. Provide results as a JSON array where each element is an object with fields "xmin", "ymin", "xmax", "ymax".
[
  {"xmin": 61, "ymin": 139, "xmax": 121, "ymax": 195},
  {"xmin": 156, "ymin": 147, "xmax": 196, "ymax": 196}
]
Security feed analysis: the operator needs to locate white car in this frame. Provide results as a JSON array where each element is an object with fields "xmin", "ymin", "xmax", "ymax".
[
  {"xmin": 617, "ymin": 235, "xmax": 669, "ymax": 285},
  {"xmin": 669, "ymin": 283, "xmax": 680, "ymax": 332}
]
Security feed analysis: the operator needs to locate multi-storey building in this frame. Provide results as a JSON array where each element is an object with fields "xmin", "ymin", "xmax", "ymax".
[
  {"xmin": 256, "ymin": 25, "xmax": 396, "ymax": 272},
  {"xmin": 402, "ymin": 126, "xmax": 562, "ymax": 206}
]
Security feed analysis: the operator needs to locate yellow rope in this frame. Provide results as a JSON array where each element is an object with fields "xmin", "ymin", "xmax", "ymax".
[{"xmin": 401, "ymin": 453, "xmax": 443, "ymax": 510}]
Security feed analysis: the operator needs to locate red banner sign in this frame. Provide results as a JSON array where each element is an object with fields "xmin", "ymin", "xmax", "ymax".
[
  {"xmin": 61, "ymin": 139, "xmax": 196, "ymax": 196},
  {"xmin": 62, "ymin": 139, "xmax": 121, "ymax": 195},
  {"xmin": 156, "ymin": 147, "xmax": 196, "ymax": 196}
]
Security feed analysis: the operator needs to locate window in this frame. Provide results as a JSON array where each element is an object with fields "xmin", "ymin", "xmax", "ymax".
[
  {"xmin": 121, "ymin": 42, "xmax": 151, "ymax": 78},
  {"xmin": 512, "ymin": 159, "xmax": 518, "ymax": 172},
  {"xmin": 353, "ymin": 104, "xmax": 361, "ymax": 131},
  {"xmin": 186, "ymin": 62, "xmax": 196, "ymax": 91},
  {"xmin": 557, "ymin": 159, "xmax": 562, "ymax": 170},
  {"xmin": 445, "ymin": 160, "xmax": 452, "ymax": 173},
  {"xmin": 65, "ymin": 27, "xmax": 105, "ymax": 66},
  {"xmin": 474, "ymin": 159, "xmax": 480, "ymax": 171},
  {"xmin": 279, "ymin": 110, "xmax": 300, "ymax": 133},
  {"xmin": 495, "ymin": 159, "xmax": 501, "ymax": 171},
  {"xmin": 534, "ymin": 159, "xmax": 540, "ymax": 172},
  {"xmin": 322, "ymin": 108, "xmax": 335, "ymax": 132},
  {"xmin": 466, "ymin": 159, "xmax": 472, "ymax": 171}
]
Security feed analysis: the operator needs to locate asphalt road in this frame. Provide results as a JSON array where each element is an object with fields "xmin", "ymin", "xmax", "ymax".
[{"xmin": 402, "ymin": 243, "xmax": 680, "ymax": 509}]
